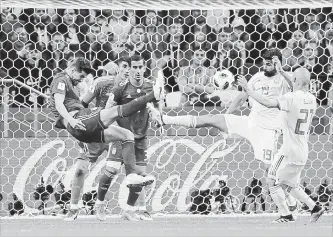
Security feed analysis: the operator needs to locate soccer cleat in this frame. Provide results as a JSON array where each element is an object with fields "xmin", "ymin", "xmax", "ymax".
[
  {"xmin": 310, "ymin": 205, "xmax": 325, "ymax": 223},
  {"xmin": 289, "ymin": 204, "xmax": 298, "ymax": 220},
  {"xmin": 63, "ymin": 209, "xmax": 79, "ymax": 221},
  {"xmin": 124, "ymin": 173, "xmax": 155, "ymax": 188},
  {"xmin": 272, "ymin": 214, "xmax": 295, "ymax": 223},
  {"xmin": 95, "ymin": 203, "xmax": 107, "ymax": 221},
  {"xmin": 147, "ymin": 103, "xmax": 164, "ymax": 128},
  {"xmin": 122, "ymin": 210, "xmax": 140, "ymax": 221},
  {"xmin": 137, "ymin": 210, "xmax": 153, "ymax": 221}
]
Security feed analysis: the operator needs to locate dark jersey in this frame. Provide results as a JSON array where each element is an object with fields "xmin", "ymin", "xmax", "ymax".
[
  {"xmin": 89, "ymin": 76, "xmax": 117, "ymax": 108},
  {"xmin": 112, "ymin": 79, "xmax": 153, "ymax": 140},
  {"xmin": 49, "ymin": 72, "xmax": 84, "ymax": 124}
]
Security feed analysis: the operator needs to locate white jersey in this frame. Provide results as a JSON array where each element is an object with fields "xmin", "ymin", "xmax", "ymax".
[
  {"xmin": 248, "ymin": 72, "xmax": 290, "ymax": 130},
  {"xmin": 277, "ymin": 90, "xmax": 317, "ymax": 165}
]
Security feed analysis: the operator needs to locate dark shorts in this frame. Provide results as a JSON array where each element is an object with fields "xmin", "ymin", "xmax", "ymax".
[
  {"xmin": 108, "ymin": 139, "xmax": 147, "ymax": 166},
  {"xmin": 67, "ymin": 108, "xmax": 106, "ymax": 143},
  {"xmin": 78, "ymin": 142, "xmax": 108, "ymax": 163}
]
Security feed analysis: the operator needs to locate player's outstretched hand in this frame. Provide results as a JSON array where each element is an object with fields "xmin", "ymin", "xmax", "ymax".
[
  {"xmin": 272, "ymin": 56, "xmax": 282, "ymax": 73},
  {"xmin": 237, "ymin": 75, "xmax": 249, "ymax": 92},
  {"xmin": 69, "ymin": 118, "xmax": 86, "ymax": 131}
]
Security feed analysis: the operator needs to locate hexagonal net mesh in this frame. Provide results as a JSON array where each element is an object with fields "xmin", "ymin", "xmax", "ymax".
[{"xmin": 0, "ymin": 3, "xmax": 332, "ymax": 218}]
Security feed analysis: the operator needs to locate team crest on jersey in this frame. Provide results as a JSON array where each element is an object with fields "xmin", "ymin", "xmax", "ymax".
[{"xmin": 137, "ymin": 89, "xmax": 141, "ymax": 93}]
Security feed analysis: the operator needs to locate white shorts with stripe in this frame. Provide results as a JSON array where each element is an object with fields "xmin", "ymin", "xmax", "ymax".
[
  {"xmin": 224, "ymin": 114, "xmax": 280, "ymax": 164},
  {"xmin": 268, "ymin": 153, "xmax": 304, "ymax": 188}
]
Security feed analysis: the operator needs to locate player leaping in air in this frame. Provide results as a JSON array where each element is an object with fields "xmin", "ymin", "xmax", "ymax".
[
  {"xmin": 150, "ymin": 49, "xmax": 297, "ymax": 209},
  {"xmin": 63, "ymin": 57, "xmax": 131, "ymax": 221},
  {"xmin": 238, "ymin": 67, "xmax": 325, "ymax": 223},
  {"xmin": 49, "ymin": 57, "xmax": 164, "ymax": 218}
]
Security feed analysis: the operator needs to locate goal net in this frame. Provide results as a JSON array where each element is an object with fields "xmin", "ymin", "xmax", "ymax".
[{"xmin": 0, "ymin": 1, "xmax": 332, "ymax": 217}]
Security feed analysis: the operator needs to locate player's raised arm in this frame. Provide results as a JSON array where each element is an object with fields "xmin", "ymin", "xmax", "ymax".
[
  {"xmin": 238, "ymin": 76, "xmax": 279, "ymax": 109},
  {"xmin": 54, "ymin": 93, "xmax": 86, "ymax": 130},
  {"xmin": 272, "ymin": 56, "xmax": 293, "ymax": 90},
  {"xmin": 226, "ymin": 89, "xmax": 248, "ymax": 114}
]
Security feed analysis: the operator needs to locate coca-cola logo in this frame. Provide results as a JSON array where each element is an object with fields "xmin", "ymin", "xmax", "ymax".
[{"xmin": 11, "ymin": 138, "xmax": 240, "ymax": 214}]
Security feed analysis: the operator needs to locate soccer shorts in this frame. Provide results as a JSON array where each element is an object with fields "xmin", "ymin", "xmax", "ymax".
[
  {"xmin": 268, "ymin": 153, "xmax": 304, "ymax": 188},
  {"xmin": 67, "ymin": 108, "xmax": 106, "ymax": 143},
  {"xmin": 78, "ymin": 142, "xmax": 108, "ymax": 163},
  {"xmin": 108, "ymin": 139, "xmax": 147, "ymax": 166},
  {"xmin": 224, "ymin": 114, "xmax": 279, "ymax": 164}
]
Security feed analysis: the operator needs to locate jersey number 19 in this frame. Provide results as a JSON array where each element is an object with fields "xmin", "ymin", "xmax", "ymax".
[{"xmin": 295, "ymin": 109, "xmax": 314, "ymax": 135}]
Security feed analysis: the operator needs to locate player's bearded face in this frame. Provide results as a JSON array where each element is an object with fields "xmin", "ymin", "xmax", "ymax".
[
  {"xmin": 263, "ymin": 59, "xmax": 277, "ymax": 77},
  {"xmin": 71, "ymin": 70, "xmax": 87, "ymax": 85}
]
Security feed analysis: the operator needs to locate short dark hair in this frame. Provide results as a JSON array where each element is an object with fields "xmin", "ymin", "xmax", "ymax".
[
  {"xmin": 130, "ymin": 24, "xmax": 145, "ymax": 34},
  {"xmin": 262, "ymin": 48, "xmax": 282, "ymax": 63},
  {"xmin": 130, "ymin": 55, "xmax": 144, "ymax": 66},
  {"xmin": 117, "ymin": 56, "xmax": 131, "ymax": 66},
  {"xmin": 72, "ymin": 57, "xmax": 92, "ymax": 74}
]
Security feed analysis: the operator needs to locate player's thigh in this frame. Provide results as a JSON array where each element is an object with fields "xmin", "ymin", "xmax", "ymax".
[
  {"xmin": 250, "ymin": 127, "xmax": 279, "ymax": 165},
  {"xmin": 103, "ymin": 125, "xmax": 134, "ymax": 143},
  {"xmin": 78, "ymin": 142, "xmax": 107, "ymax": 163},
  {"xmin": 106, "ymin": 141, "xmax": 123, "ymax": 169},
  {"xmin": 99, "ymin": 107, "xmax": 119, "ymax": 128},
  {"xmin": 223, "ymin": 114, "xmax": 250, "ymax": 138}
]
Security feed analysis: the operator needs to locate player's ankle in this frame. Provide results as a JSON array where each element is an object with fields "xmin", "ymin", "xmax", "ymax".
[
  {"xmin": 70, "ymin": 204, "xmax": 79, "ymax": 209},
  {"xmin": 96, "ymin": 199, "xmax": 105, "ymax": 205},
  {"xmin": 137, "ymin": 206, "xmax": 147, "ymax": 211}
]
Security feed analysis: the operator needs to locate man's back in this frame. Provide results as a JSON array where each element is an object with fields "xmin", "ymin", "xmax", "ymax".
[
  {"xmin": 278, "ymin": 90, "xmax": 317, "ymax": 165},
  {"xmin": 49, "ymin": 72, "xmax": 84, "ymax": 119},
  {"xmin": 248, "ymin": 71, "xmax": 290, "ymax": 130}
]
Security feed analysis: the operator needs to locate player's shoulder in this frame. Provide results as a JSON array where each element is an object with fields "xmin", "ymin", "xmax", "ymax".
[
  {"xmin": 52, "ymin": 72, "xmax": 68, "ymax": 84},
  {"xmin": 250, "ymin": 71, "xmax": 266, "ymax": 82},
  {"xmin": 93, "ymin": 76, "xmax": 115, "ymax": 87}
]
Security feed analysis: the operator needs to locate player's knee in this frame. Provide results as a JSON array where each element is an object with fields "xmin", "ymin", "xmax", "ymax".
[
  {"xmin": 135, "ymin": 165, "xmax": 147, "ymax": 176},
  {"xmin": 105, "ymin": 161, "xmax": 121, "ymax": 177},
  {"xmin": 75, "ymin": 159, "xmax": 89, "ymax": 177},
  {"xmin": 122, "ymin": 129, "xmax": 134, "ymax": 141}
]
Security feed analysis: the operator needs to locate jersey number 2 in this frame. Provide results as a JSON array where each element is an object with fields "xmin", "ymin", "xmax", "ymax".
[{"xmin": 295, "ymin": 109, "xmax": 314, "ymax": 135}]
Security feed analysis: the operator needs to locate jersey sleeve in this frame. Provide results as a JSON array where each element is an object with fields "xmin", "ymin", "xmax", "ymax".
[
  {"xmin": 277, "ymin": 92, "xmax": 293, "ymax": 111},
  {"xmin": 50, "ymin": 77, "xmax": 67, "ymax": 95},
  {"xmin": 247, "ymin": 73, "xmax": 259, "ymax": 91}
]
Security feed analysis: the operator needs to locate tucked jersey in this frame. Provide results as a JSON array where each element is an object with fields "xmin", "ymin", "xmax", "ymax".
[
  {"xmin": 112, "ymin": 79, "xmax": 153, "ymax": 140},
  {"xmin": 277, "ymin": 90, "xmax": 317, "ymax": 165},
  {"xmin": 49, "ymin": 72, "xmax": 84, "ymax": 119},
  {"xmin": 89, "ymin": 76, "xmax": 117, "ymax": 108},
  {"xmin": 248, "ymin": 71, "xmax": 291, "ymax": 130}
]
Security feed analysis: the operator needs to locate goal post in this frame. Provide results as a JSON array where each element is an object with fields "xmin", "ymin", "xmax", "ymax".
[{"xmin": 0, "ymin": 2, "xmax": 332, "ymax": 217}]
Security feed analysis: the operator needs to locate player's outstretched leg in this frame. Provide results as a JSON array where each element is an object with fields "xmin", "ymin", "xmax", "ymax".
[
  {"xmin": 149, "ymin": 107, "xmax": 229, "ymax": 133},
  {"xmin": 100, "ymin": 78, "xmax": 164, "ymax": 128},
  {"xmin": 64, "ymin": 158, "xmax": 90, "ymax": 221},
  {"xmin": 288, "ymin": 186, "xmax": 325, "ymax": 222}
]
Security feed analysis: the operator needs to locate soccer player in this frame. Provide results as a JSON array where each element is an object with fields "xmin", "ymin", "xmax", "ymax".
[
  {"xmin": 95, "ymin": 55, "xmax": 158, "ymax": 221},
  {"xmin": 237, "ymin": 67, "xmax": 325, "ymax": 223},
  {"xmin": 49, "ymin": 57, "xmax": 164, "ymax": 218},
  {"xmin": 64, "ymin": 57, "xmax": 131, "ymax": 221},
  {"xmin": 150, "ymin": 48, "xmax": 298, "ymax": 210}
]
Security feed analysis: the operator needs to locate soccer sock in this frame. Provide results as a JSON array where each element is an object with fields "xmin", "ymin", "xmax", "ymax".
[
  {"xmin": 137, "ymin": 188, "xmax": 146, "ymax": 210},
  {"xmin": 289, "ymin": 186, "xmax": 315, "ymax": 210},
  {"xmin": 70, "ymin": 159, "xmax": 88, "ymax": 209},
  {"xmin": 121, "ymin": 141, "xmax": 136, "ymax": 175},
  {"xmin": 162, "ymin": 115, "xmax": 197, "ymax": 128},
  {"xmin": 127, "ymin": 186, "xmax": 143, "ymax": 207},
  {"xmin": 285, "ymin": 192, "xmax": 297, "ymax": 207},
  {"xmin": 118, "ymin": 92, "xmax": 155, "ymax": 118},
  {"xmin": 269, "ymin": 185, "xmax": 291, "ymax": 216},
  {"xmin": 97, "ymin": 169, "xmax": 117, "ymax": 202}
]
